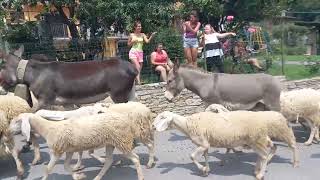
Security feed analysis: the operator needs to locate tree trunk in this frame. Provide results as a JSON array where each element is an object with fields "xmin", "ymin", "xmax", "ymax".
[{"xmin": 54, "ymin": 3, "xmax": 79, "ymax": 39}]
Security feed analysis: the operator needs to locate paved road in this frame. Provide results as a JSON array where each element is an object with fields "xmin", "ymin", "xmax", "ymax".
[{"xmin": 1, "ymin": 125, "xmax": 320, "ymax": 180}]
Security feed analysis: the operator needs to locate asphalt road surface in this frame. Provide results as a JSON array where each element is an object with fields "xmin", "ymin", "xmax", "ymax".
[{"xmin": 1, "ymin": 125, "xmax": 320, "ymax": 180}]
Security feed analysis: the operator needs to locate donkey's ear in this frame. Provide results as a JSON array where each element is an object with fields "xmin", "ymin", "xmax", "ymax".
[{"xmin": 13, "ymin": 45, "xmax": 24, "ymax": 58}]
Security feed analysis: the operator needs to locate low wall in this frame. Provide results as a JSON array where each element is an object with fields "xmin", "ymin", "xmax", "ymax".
[{"xmin": 135, "ymin": 76, "xmax": 320, "ymax": 115}]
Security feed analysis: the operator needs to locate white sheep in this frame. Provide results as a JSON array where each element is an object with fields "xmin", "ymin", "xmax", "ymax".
[
  {"xmin": 153, "ymin": 111, "xmax": 298, "ymax": 180},
  {"xmin": 280, "ymin": 88, "xmax": 320, "ymax": 145},
  {"xmin": 0, "ymin": 95, "xmax": 37, "ymax": 180},
  {"xmin": 205, "ymin": 103, "xmax": 298, "ymax": 164},
  {"xmin": 78, "ymin": 101, "xmax": 156, "ymax": 169},
  {"xmin": 9, "ymin": 112, "xmax": 146, "ymax": 180}
]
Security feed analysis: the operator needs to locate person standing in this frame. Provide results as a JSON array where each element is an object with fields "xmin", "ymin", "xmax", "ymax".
[
  {"xmin": 200, "ymin": 24, "xmax": 236, "ymax": 73},
  {"xmin": 128, "ymin": 21, "xmax": 156, "ymax": 84},
  {"xmin": 183, "ymin": 11, "xmax": 201, "ymax": 67}
]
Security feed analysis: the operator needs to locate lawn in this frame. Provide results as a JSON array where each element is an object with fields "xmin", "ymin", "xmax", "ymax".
[
  {"xmin": 256, "ymin": 55, "xmax": 320, "ymax": 62},
  {"xmin": 267, "ymin": 63, "xmax": 320, "ymax": 80}
]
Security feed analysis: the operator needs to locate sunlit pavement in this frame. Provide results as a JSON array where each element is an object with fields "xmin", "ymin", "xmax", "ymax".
[{"xmin": 1, "ymin": 125, "xmax": 320, "ymax": 180}]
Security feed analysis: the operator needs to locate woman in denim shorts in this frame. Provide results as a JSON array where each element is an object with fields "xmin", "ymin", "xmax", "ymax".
[{"xmin": 183, "ymin": 11, "xmax": 201, "ymax": 67}]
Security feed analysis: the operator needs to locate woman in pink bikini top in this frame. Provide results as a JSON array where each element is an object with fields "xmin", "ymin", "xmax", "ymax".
[{"xmin": 150, "ymin": 43, "xmax": 173, "ymax": 82}]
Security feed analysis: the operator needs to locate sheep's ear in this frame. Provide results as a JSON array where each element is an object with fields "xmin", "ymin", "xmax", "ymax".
[
  {"xmin": 153, "ymin": 113, "xmax": 172, "ymax": 132},
  {"xmin": 21, "ymin": 116, "xmax": 31, "ymax": 141}
]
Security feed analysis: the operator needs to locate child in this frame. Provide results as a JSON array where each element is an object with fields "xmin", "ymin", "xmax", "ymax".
[{"xmin": 200, "ymin": 24, "xmax": 236, "ymax": 73}]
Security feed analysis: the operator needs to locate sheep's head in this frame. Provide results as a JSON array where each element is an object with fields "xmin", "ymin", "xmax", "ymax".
[
  {"xmin": 153, "ymin": 111, "xmax": 175, "ymax": 132},
  {"xmin": 93, "ymin": 103, "xmax": 110, "ymax": 113},
  {"xmin": 9, "ymin": 113, "xmax": 32, "ymax": 141},
  {"xmin": 205, "ymin": 104, "xmax": 230, "ymax": 113}
]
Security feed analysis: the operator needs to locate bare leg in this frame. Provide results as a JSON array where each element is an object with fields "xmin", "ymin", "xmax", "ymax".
[
  {"xmin": 42, "ymin": 153, "xmax": 61, "ymax": 180},
  {"xmin": 184, "ymin": 48, "xmax": 192, "ymax": 66},
  {"xmin": 125, "ymin": 152, "xmax": 144, "ymax": 180},
  {"xmin": 146, "ymin": 142, "xmax": 155, "ymax": 168},
  {"xmin": 93, "ymin": 146, "xmax": 115, "ymax": 180},
  {"xmin": 155, "ymin": 66, "xmax": 167, "ymax": 82},
  {"xmin": 130, "ymin": 58, "xmax": 141, "ymax": 84},
  {"xmin": 191, "ymin": 48, "xmax": 198, "ymax": 67}
]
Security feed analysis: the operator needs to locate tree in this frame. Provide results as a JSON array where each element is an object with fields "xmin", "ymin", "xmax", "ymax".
[{"xmin": 0, "ymin": 0, "xmax": 80, "ymax": 39}]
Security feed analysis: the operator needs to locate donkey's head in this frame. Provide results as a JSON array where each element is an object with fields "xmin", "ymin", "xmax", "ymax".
[
  {"xmin": 0, "ymin": 46, "xmax": 24, "ymax": 90},
  {"xmin": 164, "ymin": 60, "xmax": 185, "ymax": 101}
]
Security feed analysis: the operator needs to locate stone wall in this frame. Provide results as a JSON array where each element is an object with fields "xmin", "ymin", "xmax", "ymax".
[{"xmin": 135, "ymin": 76, "xmax": 320, "ymax": 115}]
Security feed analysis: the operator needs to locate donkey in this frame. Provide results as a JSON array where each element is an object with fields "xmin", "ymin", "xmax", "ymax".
[
  {"xmin": 164, "ymin": 61, "xmax": 281, "ymax": 111},
  {"xmin": 0, "ymin": 46, "xmax": 137, "ymax": 110}
]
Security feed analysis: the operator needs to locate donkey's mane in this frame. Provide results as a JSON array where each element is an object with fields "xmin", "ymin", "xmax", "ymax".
[{"xmin": 180, "ymin": 64, "xmax": 211, "ymax": 75}]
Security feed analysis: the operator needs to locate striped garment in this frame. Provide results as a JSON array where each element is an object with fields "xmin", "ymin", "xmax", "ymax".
[{"xmin": 204, "ymin": 33, "xmax": 224, "ymax": 58}]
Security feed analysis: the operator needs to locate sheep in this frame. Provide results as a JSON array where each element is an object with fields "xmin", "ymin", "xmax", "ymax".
[
  {"xmin": 280, "ymin": 88, "xmax": 320, "ymax": 145},
  {"xmin": 9, "ymin": 112, "xmax": 146, "ymax": 180},
  {"xmin": 153, "ymin": 111, "xmax": 298, "ymax": 180},
  {"xmin": 0, "ymin": 95, "xmax": 37, "ymax": 180},
  {"xmin": 205, "ymin": 103, "xmax": 298, "ymax": 165},
  {"xmin": 77, "ymin": 101, "xmax": 155, "ymax": 169}
]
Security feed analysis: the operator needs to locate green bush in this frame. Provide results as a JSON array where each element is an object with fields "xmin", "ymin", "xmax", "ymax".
[
  {"xmin": 144, "ymin": 27, "xmax": 184, "ymax": 63},
  {"xmin": 285, "ymin": 46, "xmax": 307, "ymax": 55}
]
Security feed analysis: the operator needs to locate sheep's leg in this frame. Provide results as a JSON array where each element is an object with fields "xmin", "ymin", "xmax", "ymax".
[
  {"xmin": 288, "ymin": 137, "xmax": 299, "ymax": 168},
  {"xmin": 12, "ymin": 148, "xmax": 24, "ymax": 180},
  {"xmin": 220, "ymin": 148, "xmax": 231, "ymax": 166},
  {"xmin": 315, "ymin": 127, "xmax": 320, "ymax": 142},
  {"xmin": 266, "ymin": 138, "xmax": 277, "ymax": 164},
  {"xmin": 73, "ymin": 151, "xmax": 85, "ymax": 171},
  {"xmin": 202, "ymin": 149, "xmax": 210, "ymax": 176},
  {"xmin": 64, "ymin": 152, "xmax": 86, "ymax": 180},
  {"xmin": 124, "ymin": 152, "xmax": 144, "ymax": 180},
  {"xmin": 31, "ymin": 134, "xmax": 41, "ymax": 165},
  {"xmin": 252, "ymin": 140, "xmax": 269, "ymax": 180},
  {"xmin": 42, "ymin": 153, "xmax": 61, "ymax": 180},
  {"xmin": 93, "ymin": 146, "xmax": 115, "ymax": 180},
  {"xmin": 146, "ymin": 142, "xmax": 155, "ymax": 168},
  {"xmin": 304, "ymin": 120, "xmax": 316, "ymax": 146},
  {"xmin": 190, "ymin": 146, "xmax": 210, "ymax": 176},
  {"xmin": 89, "ymin": 149, "xmax": 105, "ymax": 164}
]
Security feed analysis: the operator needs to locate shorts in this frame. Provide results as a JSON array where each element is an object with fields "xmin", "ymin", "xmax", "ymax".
[
  {"xmin": 129, "ymin": 50, "xmax": 143, "ymax": 62},
  {"xmin": 183, "ymin": 38, "xmax": 199, "ymax": 48}
]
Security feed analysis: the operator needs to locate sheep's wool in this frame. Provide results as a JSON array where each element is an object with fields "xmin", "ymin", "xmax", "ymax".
[{"xmin": 281, "ymin": 88, "xmax": 320, "ymax": 126}]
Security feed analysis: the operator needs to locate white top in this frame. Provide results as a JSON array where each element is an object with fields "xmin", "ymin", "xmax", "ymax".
[{"xmin": 204, "ymin": 33, "xmax": 224, "ymax": 57}]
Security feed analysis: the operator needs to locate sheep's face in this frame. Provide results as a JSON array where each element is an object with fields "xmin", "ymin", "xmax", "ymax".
[
  {"xmin": 153, "ymin": 111, "xmax": 174, "ymax": 131},
  {"xmin": 93, "ymin": 103, "xmax": 110, "ymax": 113}
]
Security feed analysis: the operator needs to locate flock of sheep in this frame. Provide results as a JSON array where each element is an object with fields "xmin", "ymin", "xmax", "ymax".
[{"xmin": 0, "ymin": 88, "xmax": 320, "ymax": 180}]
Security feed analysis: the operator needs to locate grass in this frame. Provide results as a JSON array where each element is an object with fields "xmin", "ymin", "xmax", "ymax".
[
  {"xmin": 256, "ymin": 55, "xmax": 320, "ymax": 62},
  {"xmin": 267, "ymin": 63, "xmax": 320, "ymax": 80}
]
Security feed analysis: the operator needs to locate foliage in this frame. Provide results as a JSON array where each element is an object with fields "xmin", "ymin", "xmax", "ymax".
[
  {"xmin": 2, "ymin": 22, "xmax": 38, "ymax": 44},
  {"xmin": 144, "ymin": 27, "xmax": 184, "ymax": 62},
  {"xmin": 78, "ymin": 0, "xmax": 175, "ymax": 38}
]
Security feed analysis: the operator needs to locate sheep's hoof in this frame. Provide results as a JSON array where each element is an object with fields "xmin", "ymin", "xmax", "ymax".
[
  {"xmin": 113, "ymin": 160, "xmax": 122, "ymax": 166},
  {"xmin": 202, "ymin": 166, "xmax": 210, "ymax": 176},
  {"xmin": 255, "ymin": 173, "xmax": 264, "ymax": 180},
  {"xmin": 146, "ymin": 161, "xmax": 155, "ymax": 169},
  {"xmin": 72, "ymin": 172, "xmax": 86, "ymax": 180},
  {"xmin": 20, "ymin": 145, "xmax": 31, "ymax": 153},
  {"xmin": 31, "ymin": 159, "xmax": 40, "ymax": 165},
  {"xmin": 73, "ymin": 165, "xmax": 85, "ymax": 172},
  {"xmin": 304, "ymin": 142, "xmax": 312, "ymax": 146},
  {"xmin": 293, "ymin": 161, "xmax": 299, "ymax": 168}
]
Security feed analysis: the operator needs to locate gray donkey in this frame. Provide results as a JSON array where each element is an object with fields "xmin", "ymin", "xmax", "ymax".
[{"xmin": 165, "ymin": 61, "xmax": 281, "ymax": 111}]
